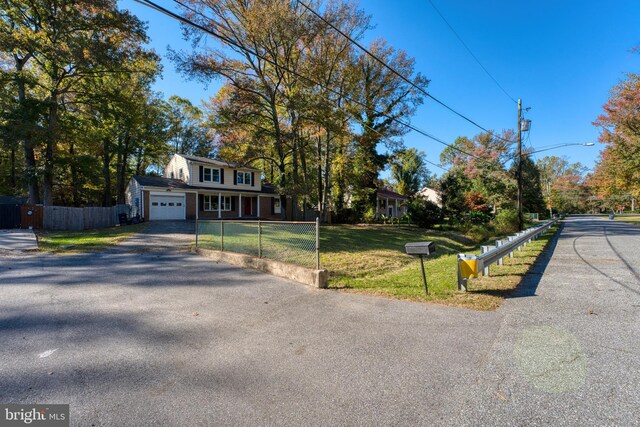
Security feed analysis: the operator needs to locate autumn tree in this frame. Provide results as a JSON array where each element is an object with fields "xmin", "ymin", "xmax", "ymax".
[
  {"xmin": 347, "ymin": 39, "xmax": 428, "ymax": 214},
  {"xmin": 0, "ymin": 0, "xmax": 155, "ymax": 204},
  {"xmin": 537, "ymin": 155, "xmax": 589, "ymax": 214},
  {"xmin": 591, "ymin": 70, "xmax": 640, "ymax": 209}
]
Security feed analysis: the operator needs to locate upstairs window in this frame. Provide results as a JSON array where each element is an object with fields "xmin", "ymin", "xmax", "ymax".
[
  {"xmin": 237, "ymin": 171, "xmax": 251, "ymax": 185},
  {"xmin": 203, "ymin": 167, "xmax": 220, "ymax": 183}
]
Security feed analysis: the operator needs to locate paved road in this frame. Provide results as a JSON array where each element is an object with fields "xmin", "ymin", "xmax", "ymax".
[
  {"xmin": 449, "ymin": 216, "xmax": 640, "ymax": 426},
  {"xmin": 0, "ymin": 216, "xmax": 638, "ymax": 425}
]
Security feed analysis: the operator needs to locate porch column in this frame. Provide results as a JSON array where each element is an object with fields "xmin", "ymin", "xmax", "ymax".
[
  {"xmin": 257, "ymin": 195, "xmax": 261, "ymax": 218},
  {"xmin": 218, "ymin": 193, "xmax": 221, "ymax": 219},
  {"xmin": 395, "ymin": 199, "xmax": 398, "ymax": 217},
  {"xmin": 386, "ymin": 197, "xmax": 389, "ymax": 215},
  {"xmin": 196, "ymin": 191, "xmax": 199, "ymax": 220},
  {"xmin": 239, "ymin": 193, "xmax": 242, "ymax": 218}
]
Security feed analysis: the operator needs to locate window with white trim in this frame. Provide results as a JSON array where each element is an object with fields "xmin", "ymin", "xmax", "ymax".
[
  {"xmin": 203, "ymin": 195, "xmax": 232, "ymax": 211},
  {"xmin": 179, "ymin": 168, "xmax": 183, "ymax": 180},
  {"xmin": 203, "ymin": 167, "xmax": 221, "ymax": 183},
  {"xmin": 236, "ymin": 171, "xmax": 251, "ymax": 185},
  {"xmin": 274, "ymin": 198, "xmax": 281, "ymax": 214}
]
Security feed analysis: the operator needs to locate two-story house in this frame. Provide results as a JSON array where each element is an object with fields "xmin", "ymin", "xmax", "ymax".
[{"xmin": 126, "ymin": 154, "xmax": 287, "ymax": 221}]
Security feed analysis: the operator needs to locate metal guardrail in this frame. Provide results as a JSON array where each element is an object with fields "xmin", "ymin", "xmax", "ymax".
[{"xmin": 457, "ymin": 218, "xmax": 558, "ymax": 291}]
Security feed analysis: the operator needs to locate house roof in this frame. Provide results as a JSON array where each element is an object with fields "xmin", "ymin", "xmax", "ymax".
[
  {"xmin": 133, "ymin": 175, "xmax": 191, "ymax": 189},
  {"xmin": 132, "ymin": 175, "xmax": 277, "ymax": 194},
  {"xmin": 178, "ymin": 154, "xmax": 261, "ymax": 171},
  {"xmin": 376, "ymin": 188, "xmax": 409, "ymax": 200}
]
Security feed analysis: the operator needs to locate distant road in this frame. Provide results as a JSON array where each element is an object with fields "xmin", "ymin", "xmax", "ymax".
[{"xmin": 448, "ymin": 215, "xmax": 640, "ymax": 425}]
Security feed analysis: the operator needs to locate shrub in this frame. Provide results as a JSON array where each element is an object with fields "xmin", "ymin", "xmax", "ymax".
[
  {"xmin": 408, "ymin": 198, "xmax": 443, "ymax": 229},
  {"xmin": 465, "ymin": 224, "xmax": 495, "ymax": 242},
  {"xmin": 492, "ymin": 208, "xmax": 519, "ymax": 235},
  {"xmin": 464, "ymin": 211, "xmax": 492, "ymax": 224},
  {"xmin": 362, "ymin": 206, "xmax": 377, "ymax": 223}
]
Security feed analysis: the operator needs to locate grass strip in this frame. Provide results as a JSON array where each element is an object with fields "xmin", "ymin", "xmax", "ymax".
[
  {"xmin": 37, "ymin": 223, "xmax": 149, "ymax": 252},
  {"xmin": 323, "ymin": 224, "xmax": 560, "ymax": 311}
]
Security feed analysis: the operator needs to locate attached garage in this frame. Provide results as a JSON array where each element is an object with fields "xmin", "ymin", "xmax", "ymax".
[{"xmin": 149, "ymin": 192, "xmax": 186, "ymax": 220}]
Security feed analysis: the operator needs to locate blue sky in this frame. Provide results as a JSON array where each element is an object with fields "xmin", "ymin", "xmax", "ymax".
[{"xmin": 120, "ymin": 0, "xmax": 640, "ymax": 174}]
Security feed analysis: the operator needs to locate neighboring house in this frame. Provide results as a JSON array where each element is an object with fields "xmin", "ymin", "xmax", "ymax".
[
  {"xmin": 416, "ymin": 186, "xmax": 442, "ymax": 208},
  {"xmin": 126, "ymin": 154, "xmax": 288, "ymax": 221},
  {"xmin": 376, "ymin": 188, "xmax": 408, "ymax": 218}
]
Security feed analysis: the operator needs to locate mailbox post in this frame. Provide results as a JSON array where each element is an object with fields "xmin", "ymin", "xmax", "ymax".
[{"xmin": 405, "ymin": 242, "xmax": 436, "ymax": 295}]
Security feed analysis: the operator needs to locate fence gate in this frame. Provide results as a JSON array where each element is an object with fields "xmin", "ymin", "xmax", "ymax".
[
  {"xmin": 20, "ymin": 205, "xmax": 44, "ymax": 229},
  {"xmin": 0, "ymin": 204, "xmax": 21, "ymax": 229}
]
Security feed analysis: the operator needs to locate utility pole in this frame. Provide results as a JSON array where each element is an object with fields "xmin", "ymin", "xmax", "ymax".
[{"xmin": 517, "ymin": 99, "xmax": 523, "ymax": 231}]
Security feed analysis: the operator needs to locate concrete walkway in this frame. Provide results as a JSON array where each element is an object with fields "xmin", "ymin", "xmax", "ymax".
[{"xmin": 0, "ymin": 229, "xmax": 38, "ymax": 251}]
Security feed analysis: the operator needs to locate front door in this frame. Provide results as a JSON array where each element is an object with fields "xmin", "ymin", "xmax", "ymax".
[{"xmin": 243, "ymin": 197, "xmax": 252, "ymax": 216}]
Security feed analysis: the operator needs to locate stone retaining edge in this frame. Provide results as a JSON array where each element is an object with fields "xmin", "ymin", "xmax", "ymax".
[{"xmin": 196, "ymin": 247, "xmax": 328, "ymax": 288}]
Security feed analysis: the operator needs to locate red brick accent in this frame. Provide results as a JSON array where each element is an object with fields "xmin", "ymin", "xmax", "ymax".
[{"xmin": 185, "ymin": 193, "xmax": 196, "ymax": 219}]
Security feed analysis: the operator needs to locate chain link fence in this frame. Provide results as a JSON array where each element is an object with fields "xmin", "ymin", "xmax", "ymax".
[{"xmin": 196, "ymin": 219, "xmax": 320, "ymax": 269}]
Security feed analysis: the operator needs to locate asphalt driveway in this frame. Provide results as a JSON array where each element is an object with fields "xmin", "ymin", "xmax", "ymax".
[
  {"xmin": 0, "ymin": 235, "xmax": 499, "ymax": 426},
  {"xmin": 0, "ymin": 216, "xmax": 638, "ymax": 425}
]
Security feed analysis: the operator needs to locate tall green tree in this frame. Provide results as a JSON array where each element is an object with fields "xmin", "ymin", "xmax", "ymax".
[
  {"xmin": 390, "ymin": 147, "xmax": 430, "ymax": 196},
  {"xmin": 348, "ymin": 39, "xmax": 428, "ymax": 212},
  {"xmin": 0, "ymin": 0, "xmax": 155, "ymax": 204}
]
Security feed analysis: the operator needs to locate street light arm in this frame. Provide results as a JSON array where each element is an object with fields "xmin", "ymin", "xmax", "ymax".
[{"xmin": 524, "ymin": 142, "xmax": 594, "ymax": 156}]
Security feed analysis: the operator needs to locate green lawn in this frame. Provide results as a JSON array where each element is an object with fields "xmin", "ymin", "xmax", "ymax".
[
  {"xmin": 37, "ymin": 223, "xmax": 148, "ymax": 252},
  {"xmin": 321, "ymin": 224, "xmax": 559, "ymax": 311},
  {"xmin": 614, "ymin": 215, "xmax": 640, "ymax": 225},
  {"xmin": 196, "ymin": 221, "xmax": 559, "ymax": 310}
]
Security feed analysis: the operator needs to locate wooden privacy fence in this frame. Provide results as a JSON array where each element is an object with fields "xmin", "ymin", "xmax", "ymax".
[{"xmin": 42, "ymin": 204, "xmax": 129, "ymax": 231}]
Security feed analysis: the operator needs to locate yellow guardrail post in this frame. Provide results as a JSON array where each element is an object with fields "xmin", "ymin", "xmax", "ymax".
[{"xmin": 457, "ymin": 254, "xmax": 480, "ymax": 291}]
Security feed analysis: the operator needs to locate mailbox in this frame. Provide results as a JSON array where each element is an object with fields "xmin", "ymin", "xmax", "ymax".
[
  {"xmin": 404, "ymin": 241, "xmax": 436, "ymax": 295},
  {"xmin": 405, "ymin": 241, "xmax": 436, "ymax": 256}
]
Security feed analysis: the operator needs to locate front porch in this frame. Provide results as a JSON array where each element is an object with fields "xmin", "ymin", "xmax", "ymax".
[
  {"xmin": 376, "ymin": 189, "xmax": 408, "ymax": 218},
  {"xmin": 197, "ymin": 191, "xmax": 281, "ymax": 220}
]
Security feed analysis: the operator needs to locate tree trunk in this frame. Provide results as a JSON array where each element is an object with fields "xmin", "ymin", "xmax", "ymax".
[
  {"xmin": 102, "ymin": 137, "xmax": 112, "ymax": 207},
  {"xmin": 43, "ymin": 96, "xmax": 57, "ymax": 205},
  {"xmin": 69, "ymin": 141, "xmax": 80, "ymax": 207},
  {"xmin": 15, "ymin": 58, "xmax": 40, "ymax": 204},
  {"xmin": 317, "ymin": 133, "xmax": 323, "ymax": 218},
  {"xmin": 135, "ymin": 145, "xmax": 144, "ymax": 176},
  {"xmin": 116, "ymin": 133, "xmax": 131, "ymax": 204},
  {"xmin": 323, "ymin": 133, "xmax": 332, "ymax": 223},
  {"xmin": 10, "ymin": 145, "xmax": 16, "ymax": 192}
]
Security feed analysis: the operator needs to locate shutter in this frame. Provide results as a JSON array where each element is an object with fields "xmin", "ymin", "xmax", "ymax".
[
  {"xmin": 231, "ymin": 196, "xmax": 236, "ymax": 212},
  {"xmin": 251, "ymin": 172, "xmax": 255, "ymax": 187},
  {"xmin": 199, "ymin": 165, "xmax": 204, "ymax": 182},
  {"xmin": 220, "ymin": 168, "xmax": 224, "ymax": 184},
  {"xmin": 271, "ymin": 197, "xmax": 275, "ymax": 214},
  {"xmin": 233, "ymin": 170, "xmax": 237, "ymax": 185},
  {"xmin": 198, "ymin": 194, "xmax": 204, "ymax": 211}
]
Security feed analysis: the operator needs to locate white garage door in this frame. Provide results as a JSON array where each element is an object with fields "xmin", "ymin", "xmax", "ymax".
[{"xmin": 149, "ymin": 193, "xmax": 186, "ymax": 220}]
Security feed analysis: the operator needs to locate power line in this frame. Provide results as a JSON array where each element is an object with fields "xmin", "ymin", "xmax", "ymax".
[
  {"xmin": 359, "ymin": 120, "xmax": 449, "ymax": 172},
  {"xmin": 296, "ymin": 0, "xmax": 516, "ymax": 143},
  {"xmin": 133, "ymin": 0, "xmax": 484, "ymax": 161},
  {"xmin": 426, "ymin": 0, "xmax": 518, "ymax": 105}
]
